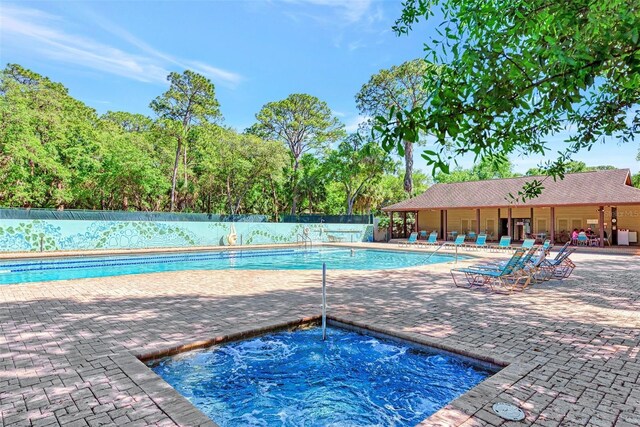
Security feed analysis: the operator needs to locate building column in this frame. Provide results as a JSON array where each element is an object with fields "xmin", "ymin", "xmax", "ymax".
[
  {"xmin": 550, "ymin": 207, "xmax": 555, "ymax": 244},
  {"xmin": 497, "ymin": 208, "xmax": 501, "ymax": 239},
  {"xmin": 403, "ymin": 211, "xmax": 407, "ymax": 238},
  {"xmin": 530, "ymin": 207, "xmax": 534, "ymax": 238},
  {"xmin": 507, "ymin": 207, "xmax": 512, "ymax": 238},
  {"xmin": 476, "ymin": 209, "xmax": 481, "ymax": 235},
  {"xmin": 612, "ymin": 207, "xmax": 618, "ymax": 245},
  {"xmin": 443, "ymin": 209, "xmax": 448, "ymax": 241},
  {"xmin": 416, "ymin": 210, "xmax": 420, "ymax": 235},
  {"xmin": 388, "ymin": 211, "xmax": 393, "ymax": 241},
  {"xmin": 599, "ymin": 206, "xmax": 605, "ymax": 247}
]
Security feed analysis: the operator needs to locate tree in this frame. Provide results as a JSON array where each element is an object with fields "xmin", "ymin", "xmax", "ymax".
[
  {"xmin": 526, "ymin": 161, "xmax": 616, "ymax": 176},
  {"xmin": 325, "ymin": 134, "xmax": 394, "ymax": 215},
  {"xmin": 296, "ymin": 154, "xmax": 328, "ymax": 214},
  {"xmin": 250, "ymin": 94, "xmax": 345, "ymax": 214},
  {"xmin": 0, "ymin": 64, "xmax": 100, "ymax": 209},
  {"xmin": 356, "ymin": 59, "xmax": 440, "ymax": 195},
  {"xmin": 195, "ymin": 126, "xmax": 287, "ymax": 215},
  {"xmin": 150, "ymin": 70, "xmax": 220, "ymax": 211},
  {"xmin": 435, "ymin": 157, "xmax": 518, "ymax": 183},
  {"xmin": 96, "ymin": 113, "xmax": 170, "ymax": 210},
  {"xmin": 377, "ymin": 1, "xmax": 640, "ymax": 200}
]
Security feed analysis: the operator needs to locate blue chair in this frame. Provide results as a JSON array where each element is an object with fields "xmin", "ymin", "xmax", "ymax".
[
  {"xmin": 577, "ymin": 233, "xmax": 588, "ymax": 246},
  {"xmin": 465, "ymin": 234, "xmax": 487, "ymax": 251},
  {"xmin": 420, "ymin": 231, "xmax": 438, "ymax": 247},
  {"xmin": 490, "ymin": 236, "xmax": 513, "ymax": 252},
  {"xmin": 521, "ymin": 238, "xmax": 536, "ymax": 249},
  {"xmin": 398, "ymin": 232, "xmax": 419, "ymax": 247},
  {"xmin": 444, "ymin": 234, "xmax": 466, "ymax": 248},
  {"xmin": 451, "ymin": 248, "xmax": 526, "ymax": 292}
]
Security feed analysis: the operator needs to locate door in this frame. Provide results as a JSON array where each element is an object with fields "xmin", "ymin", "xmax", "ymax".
[{"xmin": 499, "ymin": 218, "xmax": 509, "ymax": 238}]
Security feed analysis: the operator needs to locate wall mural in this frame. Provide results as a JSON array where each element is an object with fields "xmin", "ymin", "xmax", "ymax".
[{"xmin": 0, "ymin": 219, "xmax": 373, "ymax": 252}]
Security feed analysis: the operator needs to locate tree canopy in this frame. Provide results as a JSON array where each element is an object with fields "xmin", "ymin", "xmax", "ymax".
[
  {"xmin": 0, "ymin": 64, "xmax": 430, "ymax": 217},
  {"xmin": 250, "ymin": 93, "xmax": 345, "ymax": 214},
  {"xmin": 150, "ymin": 70, "xmax": 221, "ymax": 211},
  {"xmin": 356, "ymin": 59, "xmax": 441, "ymax": 195},
  {"xmin": 376, "ymin": 0, "xmax": 640, "ymax": 200}
]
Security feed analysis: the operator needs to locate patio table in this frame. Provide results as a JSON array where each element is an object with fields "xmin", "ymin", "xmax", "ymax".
[{"xmin": 533, "ymin": 233, "xmax": 547, "ymax": 243}]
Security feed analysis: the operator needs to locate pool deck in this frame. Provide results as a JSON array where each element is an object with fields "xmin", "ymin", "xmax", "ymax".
[{"xmin": 1, "ymin": 243, "xmax": 639, "ymax": 426}]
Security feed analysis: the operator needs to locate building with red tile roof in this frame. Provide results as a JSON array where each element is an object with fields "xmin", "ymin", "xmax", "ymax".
[{"xmin": 383, "ymin": 169, "xmax": 640, "ymax": 246}]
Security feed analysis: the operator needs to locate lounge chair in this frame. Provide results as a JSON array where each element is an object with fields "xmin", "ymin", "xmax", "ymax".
[
  {"xmin": 543, "ymin": 248, "xmax": 577, "ymax": 279},
  {"xmin": 398, "ymin": 232, "xmax": 419, "ymax": 247},
  {"xmin": 443, "ymin": 234, "xmax": 466, "ymax": 249},
  {"xmin": 541, "ymin": 239, "xmax": 552, "ymax": 254},
  {"xmin": 468, "ymin": 246, "xmax": 538, "ymax": 272},
  {"xmin": 479, "ymin": 246, "xmax": 549, "ymax": 290},
  {"xmin": 419, "ymin": 230, "xmax": 428, "ymax": 240},
  {"xmin": 465, "ymin": 234, "xmax": 487, "ymax": 251},
  {"xmin": 450, "ymin": 248, "xmax": 526, "ymax": 292},
  {"xmin": 419, "ymin": 231, "xmax": 438, "ymax": 247},
  {"xmin": 490, "ymin": 236, "xmax": 513, "ymax": 252},
  {"xmin": 521, "ymin": 238, "xmax": 535, "ymax": 249}
]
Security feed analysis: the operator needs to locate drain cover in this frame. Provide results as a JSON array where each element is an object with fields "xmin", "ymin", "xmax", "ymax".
[{"xmin": 492, "ymin": 402, "xmax": 525, "ymax": 421}]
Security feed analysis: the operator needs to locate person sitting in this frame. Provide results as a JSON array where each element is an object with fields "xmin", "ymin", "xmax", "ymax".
[
  {"xmin": 586, "ymin": 227, "xmax": 594, "ymax": 237},
  {"xmin": 571, "ymin": 228, "xmax": 579, "ymax": 245}
]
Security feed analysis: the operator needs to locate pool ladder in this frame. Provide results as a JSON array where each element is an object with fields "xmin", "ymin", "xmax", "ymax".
[{"xmin": 298, "ymin": 233, "xmax": 313, "ymax": 250}]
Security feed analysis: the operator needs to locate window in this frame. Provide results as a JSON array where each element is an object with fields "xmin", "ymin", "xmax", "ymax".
[
  {"xmin": 536, "ymin": 219, "xmax": 547, "ymax": 233},
  {"xmin": 485, "ymin": 219, "xmax": 495, "ymax": 235},
  {"xmin": 557, "ymin": 219, "xmax": 569, "ymax": 232}
]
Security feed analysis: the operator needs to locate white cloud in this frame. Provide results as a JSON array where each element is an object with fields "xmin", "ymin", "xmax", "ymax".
[
  {"xmin": 344, "ymin": 114, "xmax": 371, "ymax": 132},
  {"xmin": 0, "ymin": 5, "xmax": 243, "ymax": 88},
  {"xmin": 282, "ymin": 0, "xmax": 374, "ymax": 23},
  {"xmin": 186, "ymin": 61, "xmax": 244, "ymax": 88}
]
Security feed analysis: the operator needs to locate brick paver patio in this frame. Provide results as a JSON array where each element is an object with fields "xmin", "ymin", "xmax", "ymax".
[{"xmin": 1, "ymin": 245, "xmax": 639, "ymax": 426}]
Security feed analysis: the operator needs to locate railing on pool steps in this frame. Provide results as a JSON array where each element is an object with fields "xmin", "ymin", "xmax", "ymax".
[{"xmin": 322, "ymin": 262, "xmax": 327, "ymax": 341}]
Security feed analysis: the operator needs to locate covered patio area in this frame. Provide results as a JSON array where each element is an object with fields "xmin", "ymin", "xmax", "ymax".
[{"xmin": 383, "ymin": 169, "xmax": 640, "ymax": 247}]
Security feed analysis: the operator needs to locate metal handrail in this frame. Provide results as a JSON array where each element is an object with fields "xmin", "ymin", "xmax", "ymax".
[
  {"xmin": 426, "ymin": 241, "xmax": 459, "ymax": 263},
  {"xmin": 297, "ymin": 233, "xmax": 312, "ymax": 250}
]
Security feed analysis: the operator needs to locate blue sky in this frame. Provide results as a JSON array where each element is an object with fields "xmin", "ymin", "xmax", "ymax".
[{"xmin": 1, "ymin": 0, "xmax": 638, "ymax": 174}]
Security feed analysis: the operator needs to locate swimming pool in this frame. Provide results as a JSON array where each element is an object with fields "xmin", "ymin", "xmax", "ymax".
[
  {"xmin": 149, "ymin": 325, "xmax": 493, "ymax": 426},
  {"xmin": 0, "ymin": 248, "xmax": 460, "ymax": 285}
]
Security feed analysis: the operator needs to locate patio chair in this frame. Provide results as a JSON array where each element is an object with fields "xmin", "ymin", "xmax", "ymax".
[
  {"xmin": 443, "ymin": 234, "xmax": 466, "ymax": 249},
  {"xmin": 543, "ymin": 248, "xmax": 577, "ymax": 279},
  {"xmin": 529, "ymin": 250, "xmax": 555, "ymax": 282},
  {"xmin": 398, "ymin": 232, "xmax": 419, "ymax": 247},
  {"xmin": 464, "ymin": 233, "xmax": 487, "ymax": 251},
  {"xmin": 521, "ymin": 238, "xmax": 536, "ymax": 250},
  {"xmin": 541, "ymin": 239, "xmax": 552, "ymax": 255},
  {"xmin": 577, "ymin": 232, "xmax": 588, "ymax": 246},
  {"xmin": 419, "ymin": 231, "xmax": 438, "ymax": 247},
  {"xmin": 489, "ymin": 236, "xmax": 512, "ymax": 252},
  {"xmin": 419, "ymin": 230, "xmax": 428, "ymax": 240},
  {"xmin": 553, "ymin": 241, "xmax": 571, "ymax": 258},
  {"xmin": 450, "ymin": 248, "xmax": 526, "ymax": 292},
  {"xmin": 468, "ymin": 246, "xmax": 538, "ymax": 272}
]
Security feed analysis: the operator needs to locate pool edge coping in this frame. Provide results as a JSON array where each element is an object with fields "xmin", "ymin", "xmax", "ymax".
[{"xmin": 132, "ymin": 315, "xmax": 536, "ymax": 427}]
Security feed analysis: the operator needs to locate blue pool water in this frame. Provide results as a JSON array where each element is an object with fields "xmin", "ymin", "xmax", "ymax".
[
  {"xmin": 150, "ymin": 326, "xmax": 492, "ymax": 426},
  {"xmin": 0, "ymin": 248, "xmax": 460, "ymax": 285}
]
